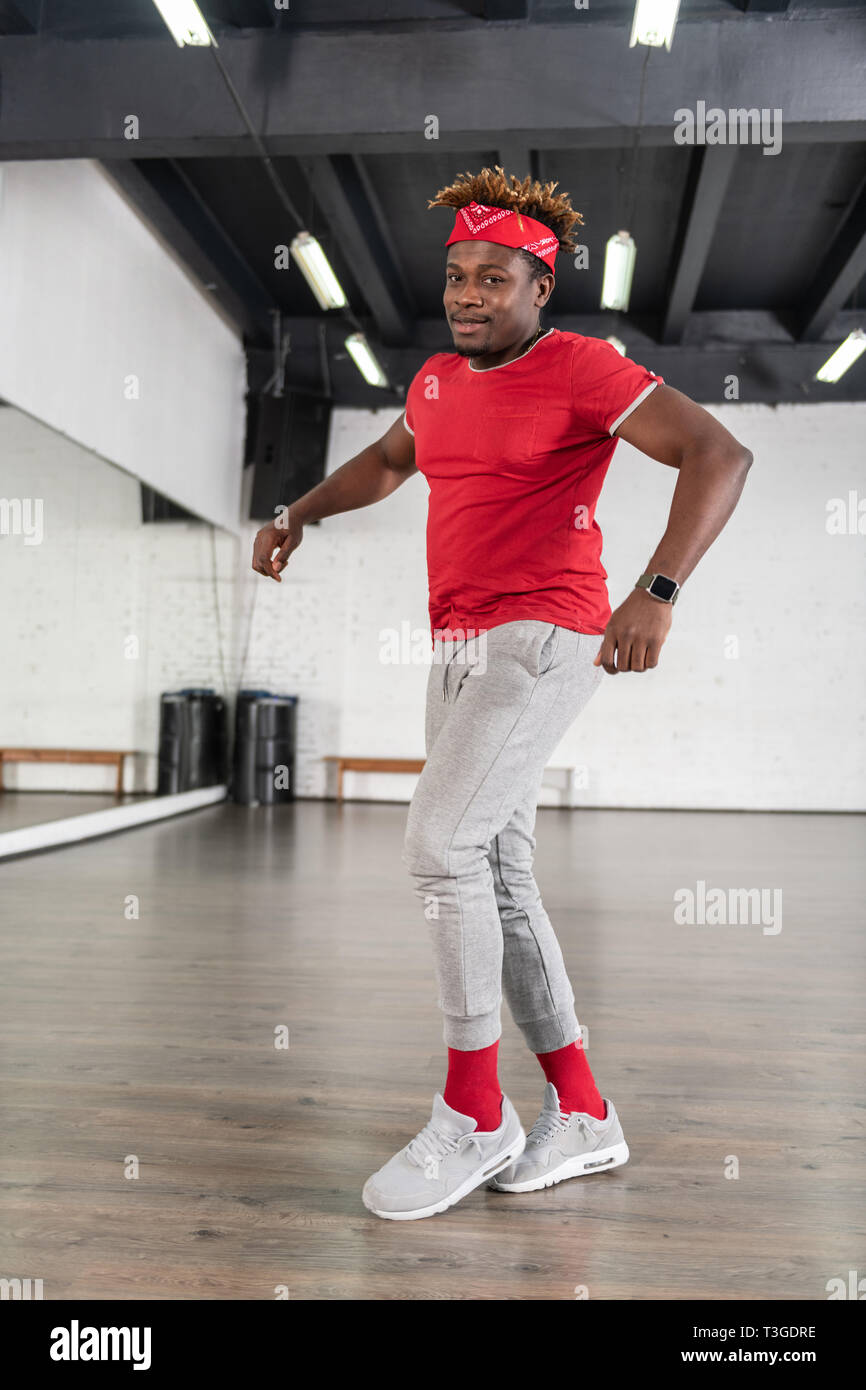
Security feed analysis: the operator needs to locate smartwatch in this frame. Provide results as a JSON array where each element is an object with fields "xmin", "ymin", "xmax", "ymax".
[{"xmin": 635, "ymin": 571, "xmax": 680, "ymax": 605}]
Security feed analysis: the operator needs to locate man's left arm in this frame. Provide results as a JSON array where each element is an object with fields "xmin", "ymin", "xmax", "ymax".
[{"xmin": 595, "ymin": 383, "xmax": 753, "ymax": 674}]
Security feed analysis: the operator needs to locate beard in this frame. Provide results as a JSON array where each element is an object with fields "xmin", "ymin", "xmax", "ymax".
[{"xmin": 451, "ymin": 332, "xmax": 495, "ymax": 358}]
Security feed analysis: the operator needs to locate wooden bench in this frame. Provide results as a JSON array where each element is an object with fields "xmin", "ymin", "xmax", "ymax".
[
  {"xmin": 0, "ymin": 748, "xmax": 135, "ymax": 797},
  {"xmin": 322, "ymin": 756, "xmax": 425, "ymax": 802},
  {"xmin": 322, "ymin": 756, "xmax": 583, "ymax": 806}
]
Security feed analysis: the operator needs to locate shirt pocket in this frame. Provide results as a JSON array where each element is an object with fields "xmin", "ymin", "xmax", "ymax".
[{"xmin": 470, "ymin": 408, "xmax": 541, "ymax": 471}]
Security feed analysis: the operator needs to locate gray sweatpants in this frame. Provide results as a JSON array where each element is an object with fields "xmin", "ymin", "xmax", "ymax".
[{"xmin": 401, "ymin": 620, "xmax": 605, "ymax": 1053}]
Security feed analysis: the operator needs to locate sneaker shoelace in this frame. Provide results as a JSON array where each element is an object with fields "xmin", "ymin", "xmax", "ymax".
[
  {"xmin": 528, "ymin": 1110, "xmax": 590, "ymax": 1146},
  {"xmin": 405, "ymin": 1119, "xmax": 483, "ymax": 1168}
]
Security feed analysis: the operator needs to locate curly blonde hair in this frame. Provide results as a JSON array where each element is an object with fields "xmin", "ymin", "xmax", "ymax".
[{"xmin": 427, "ymin": 164, "xmax": 584, "ymax": 257}]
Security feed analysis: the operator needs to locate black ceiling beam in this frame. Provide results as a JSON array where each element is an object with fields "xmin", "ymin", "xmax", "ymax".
[
  {"xmin": 352, "ymin": 153, "xmax": 417, "ymax": 317},
  {"xmin": 797, "ymin": 176, "xmax": 866, "ymax": 342},
  {"xmin": 661, "ymin": 145, "xmax": 738, "ymax": 345},
  {"xmin": 0, "ymin": 0, "xmax": 35, "ymax": 35},
  {"xmin": 101, "ymin": 159, "xmax": 278, "ymax": 341},
  {"xmin": 246, "ymin": 0, "xmax": 291, "ymax": 30},
  {"xmin": 249, "ymin": 309, "xmax": 866, "ymax": 408},
  {"xmin": 249, "ymin": 0, "xmax": 278, "ymax": 24},
  {"xmin": 269, "ymin": 309, "xmax": 866, "ymax": 357},
  {"xmin": 496, "ymin": 144, "xmax": 536, "ymax": 181},
  {"xmin": 739, "ymin": 1, "xmax": 791, "ymax": 11},
  {"xmin": 484, "ymin": 1, "xmax": 531, "ymax": 18},
  {"xmin": 299, "ymin": 154, "xmax": 414, "ymax": 344},
  {"xmin": 1, "ymin": 17, "xmax": 864, "ymax": 159}
]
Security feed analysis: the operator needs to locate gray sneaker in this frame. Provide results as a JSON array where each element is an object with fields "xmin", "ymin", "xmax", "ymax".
[
  {"xmin": 362, "ymin": 1092, "xmax": 526, "ymax": 1221},
  {"xmin": 488, "ymin": 1082, "xmax": 628, "ymax": 1193}
]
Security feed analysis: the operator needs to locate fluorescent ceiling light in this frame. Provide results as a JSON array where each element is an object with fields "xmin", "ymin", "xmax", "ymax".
[
  {"xmin": 605, "ymin": 336, "xmax": 627, "ymax": 356},
  {"xmin": 151, "ymin": 0, "xmax": 215, "ymax": 47},
  {"xmin": 290, "ymin": 232, "xmax": 348, "ymax": 310},
  {"xmin": 630, "ymin": 0, "xmax": 680, "ymax": 51},
  {"xmin": 815, "ymin": 329, "xmax": 866, "ymax": 383},
  {"xmin": 601, "ymin": 231, "xmax": 637, "ymax": 312},
  {"xmin": 345, "ymin": 333, "xmax": 388, "ymax": 388}
]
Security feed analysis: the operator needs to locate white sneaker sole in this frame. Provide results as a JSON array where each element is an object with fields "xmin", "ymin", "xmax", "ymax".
[
  {"xmin": 363, "ymin": 1130, "xmax": 527, "ymax": 1221},
  {"xmin": 488, "ymin": 1139, "xmax": 629, "ymax": 1193}
]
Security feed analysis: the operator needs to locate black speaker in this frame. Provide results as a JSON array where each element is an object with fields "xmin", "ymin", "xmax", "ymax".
[
  {"xmin": 232, "ymin": 692, "xmax": 297, "ymax": 805},
  {"xmin": 249, "ymin": 391, "xmax": 332, "ymax": 522},
  {"xmin": 157, "ymin": 690, "xmax": 228, "ymax": 795}
]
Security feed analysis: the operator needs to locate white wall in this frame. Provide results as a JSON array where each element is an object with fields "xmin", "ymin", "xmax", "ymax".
[
  {"xmin": 236, "ymin": 400, "xmax": 866, "ymax": 812},
  {"xmin": 0, "ymin": 160, "xmax": 246, "ymax": 533},
  {"xmin": 588, "ymin": 400, "xmax": 866, "ymax": 810},
  {"xmin": 3, "ymin": 397, "xmax": 863, "ymax": 810}
]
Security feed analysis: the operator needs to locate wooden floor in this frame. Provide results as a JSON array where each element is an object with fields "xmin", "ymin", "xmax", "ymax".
[{"xmin": 0, "ymin": 800, "xmax": 863, "ymax": 1300}]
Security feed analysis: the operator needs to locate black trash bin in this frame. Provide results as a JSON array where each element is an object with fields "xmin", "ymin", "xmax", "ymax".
[
  {"xmin": 157, "ymin": 688, "xmax": 228, "ymax": 795},
  {"xmin": 232, "ymin": 691, "xmax": 297, "ymax": 805}
]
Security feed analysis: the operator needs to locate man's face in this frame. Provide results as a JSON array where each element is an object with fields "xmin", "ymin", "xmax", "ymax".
[{"xmin": 443, "ymin": 240, "xmax": 554, "ymax": 357}]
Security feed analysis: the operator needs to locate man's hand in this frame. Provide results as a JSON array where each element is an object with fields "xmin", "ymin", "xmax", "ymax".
[
  {"xmin": 251, "ymin": 513, "xmax": 304, "ymax": 582},
  {"xmin": 594, "ymin": 588, "xmax": 673, "ymax": 674}
]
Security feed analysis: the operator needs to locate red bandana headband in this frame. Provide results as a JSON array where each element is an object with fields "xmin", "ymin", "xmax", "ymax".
[{"xmin": 445, "ymin": 201, "xmax": 559, "ymax": 271}]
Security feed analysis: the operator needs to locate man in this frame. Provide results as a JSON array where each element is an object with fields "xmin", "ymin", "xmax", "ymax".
[{"xmin": 252, "ymin": 166, "xmax": 753, "ymax": 1221}]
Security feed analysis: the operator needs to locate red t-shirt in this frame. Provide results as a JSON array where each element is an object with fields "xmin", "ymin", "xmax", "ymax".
[{"xmin": 403, "ymin": 327, "xmax": 663, "ymax": 645}]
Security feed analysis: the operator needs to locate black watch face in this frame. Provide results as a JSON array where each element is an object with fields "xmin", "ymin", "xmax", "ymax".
[{"xmin": 650, "ymin": 575, "xmax": 678, "ymax": 602}]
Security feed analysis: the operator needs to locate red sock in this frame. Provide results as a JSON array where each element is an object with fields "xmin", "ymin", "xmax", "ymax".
[
  {"xmin": 535, "ymin": 1039, "xmax": 606, "ymax": 1120},
  {"xmin": 443, "ymin": 1041, "xmax": 503, "ymax": 1132}
]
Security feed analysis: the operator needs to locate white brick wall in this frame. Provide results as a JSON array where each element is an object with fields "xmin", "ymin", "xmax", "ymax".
[
  {"xmin": 240, "ymin": 400, "xmax": 866, "ymax": 812},
  {"xmin": 3, "ymin": 396, "xmax": 864, "ymax": 810}
]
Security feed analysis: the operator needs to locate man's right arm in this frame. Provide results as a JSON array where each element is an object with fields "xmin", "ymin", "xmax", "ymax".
[{"xmin": 251, "ymin": 412, "xmax": 416, "ymax": 581}]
